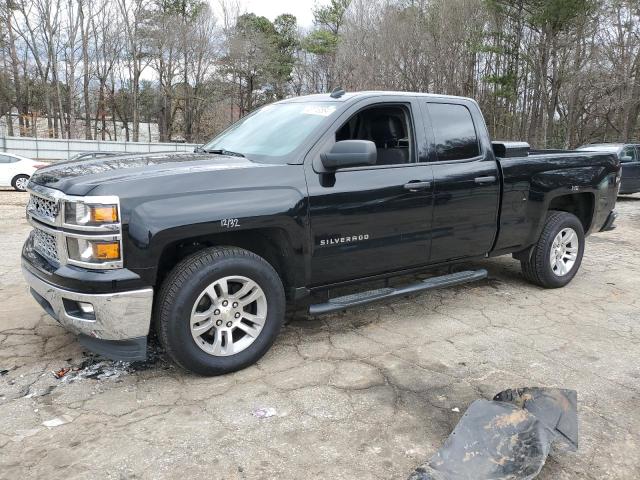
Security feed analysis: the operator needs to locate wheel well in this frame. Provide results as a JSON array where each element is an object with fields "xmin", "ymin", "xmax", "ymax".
[
  {"xmin": 156, "ymin": 228, "xmax": 298, "ymax": 299},
  {"xmin": 548, "ymin": 193, "xmax": 594, "ymax": 232}
]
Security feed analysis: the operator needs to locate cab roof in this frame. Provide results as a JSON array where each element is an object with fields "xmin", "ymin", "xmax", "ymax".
[{"xmin": 278, "ymin": 90, "xmax": 476, "ymax": 104}]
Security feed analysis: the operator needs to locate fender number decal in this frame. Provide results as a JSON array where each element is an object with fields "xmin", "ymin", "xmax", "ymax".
[{"xmin": 221, "ymin": 218, "xmax": 240, "ymax": 228}]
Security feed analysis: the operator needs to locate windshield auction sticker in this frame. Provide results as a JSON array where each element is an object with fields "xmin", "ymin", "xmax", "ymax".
[{"xmin": 302, "ymin": 105, "xmax": 336, "ymax": 117}]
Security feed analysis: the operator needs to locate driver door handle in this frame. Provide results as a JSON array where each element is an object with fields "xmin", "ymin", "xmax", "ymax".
[
  {"xmin": 475, "ymin": 176, "xmax": 497, "ymax": 184},
  {"xmin": 404, "ymin": 181, "xmax": 431, "ymax": 191}
]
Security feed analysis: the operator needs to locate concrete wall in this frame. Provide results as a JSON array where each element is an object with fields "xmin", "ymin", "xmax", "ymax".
[
  {"xmin": 0, "ymin": 114, "xmax": 161, "ymax": 143},
  {"xmin": 0, "ymin": 136, "xmax": 200, "ymax": 161}
]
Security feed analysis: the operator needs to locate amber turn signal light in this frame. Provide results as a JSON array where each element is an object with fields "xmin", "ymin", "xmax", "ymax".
[
  {"xmin": 94, "ymin": 242, "xmax": 120, "ymax": 260},
  {"xmin": 91, "ymin": 206, "xmax": 118, "ymax": 223}
]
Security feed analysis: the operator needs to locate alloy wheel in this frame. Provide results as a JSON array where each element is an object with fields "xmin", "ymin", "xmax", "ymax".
[
  {"xmin": 549, "ymin": 227, "xmax": 579, "ymax": 276},
  {"xmin": 15, "ymin": 177, "xmax": 29, "ymax": 191},
  {"xmin": 190, "ymin": 275, "xmax": 267, "ymax": 356}
]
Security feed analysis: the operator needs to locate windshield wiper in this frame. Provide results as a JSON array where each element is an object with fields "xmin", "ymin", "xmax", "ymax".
[{"xmin": 203, "ymin": 148, "xmax": 245, "ymax": 158}]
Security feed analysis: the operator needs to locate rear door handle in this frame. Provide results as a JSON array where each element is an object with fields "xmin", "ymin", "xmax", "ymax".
[
  {"xmin": 475, "ymin": 176, "xmax": 497, "ymax": 184},
  {"xmin": 404, "ymin": 181, "xmax": 431, "ymax": 191}
]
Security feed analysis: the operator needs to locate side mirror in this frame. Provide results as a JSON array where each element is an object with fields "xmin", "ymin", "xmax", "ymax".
[
  {"xmin": 620, "ymin": 155, "xmax": 633, "ymax": 163},
  {"xmin": 194, "ymin": 145, "xmax": 205, "ymax": 153},
  {"xmin": 321, "ymin": 140, "xmax": 377, "ymax": 170}
]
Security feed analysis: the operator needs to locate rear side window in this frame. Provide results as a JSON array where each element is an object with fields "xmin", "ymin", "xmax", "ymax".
[
  {"xmin": 0, "ymin": 155, "xmax": 18, "ymax": 163},
  {"xmin": 427, "ymin": 103, "xmax": 480, "ymax": 161}
]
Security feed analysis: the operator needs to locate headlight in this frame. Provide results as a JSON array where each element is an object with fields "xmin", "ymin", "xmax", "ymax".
[
  {"xmin": 63, "ymin": 197, "xmax": 123, "ymax": 268},
  {"xmin": 65, "ymin": 202, "xmax": 119, "ymax": 226},
  {"xmin": 66, "ymin": 237, "xmax": 121, "ymax": 264}
]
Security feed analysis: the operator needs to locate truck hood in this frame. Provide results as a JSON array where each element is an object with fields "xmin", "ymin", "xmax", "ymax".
[{"xmin": 30, "ymin": 152, "xmax": 270, "ymax": 196}]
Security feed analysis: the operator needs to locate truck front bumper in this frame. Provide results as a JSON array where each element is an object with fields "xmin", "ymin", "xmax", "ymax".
[{"xmin": 22, "ymin": 264, "xmax": 153, "ymax": 361}]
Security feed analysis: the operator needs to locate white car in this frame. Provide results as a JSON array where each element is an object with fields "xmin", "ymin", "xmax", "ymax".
[{"xmin": 0, "ymin": 153, "xmax": 47, "ymax": 191}]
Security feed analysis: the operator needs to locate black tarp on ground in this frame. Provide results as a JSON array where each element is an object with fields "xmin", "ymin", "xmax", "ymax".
[{"xmin": 409, "ymin": 388, "xmax": 578, "ymax": 480}]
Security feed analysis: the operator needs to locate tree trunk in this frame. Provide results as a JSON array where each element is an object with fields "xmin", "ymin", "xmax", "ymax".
[
  {"xmin": 132, "ymin": 64, "xmax": 140, "ymax": 142},
  {"xmin": 100, "ymin": 81, "xmax": 107, "ymax": 140},
  {"xmin": 4, "ymin": 110, "xmax": 14, "ymax": 136},
  {"xmin": 623, "ymin": 50, "xmax": 640, "ymax": 141},
  {"xmin": 545, "ymin": 35, "xmax": 560, "ymax": 148},
  {"xmin": 46, "ymin": 96, "xmax": 54, "ymax": 138},
  {"xmin": 80, "ymin": 2, "xmax": 92, "ymax": 140},
  {"xmin": 6, "ymin": 4, "xmax": 26, "ymax": 136},
  {"xmin": 184, "ymin": 47, "xmax": 192, "ymax": 142},
  {"xmin": 566, "ymin": 25, "xmax": 584, "ymax": 148},
  {"xmin": 50, "ymin": 35, "xmax": 66, "ymax": 139}
]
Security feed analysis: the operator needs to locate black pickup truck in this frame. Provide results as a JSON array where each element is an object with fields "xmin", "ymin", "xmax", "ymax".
[{"xmin": 22, "ymin": 91, "xmax": 620, "ymax": 375}]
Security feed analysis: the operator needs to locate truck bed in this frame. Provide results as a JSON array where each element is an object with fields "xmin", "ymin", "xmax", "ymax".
[{"xmin": 492, "ymin": 149, "xmax": 619, "ymax": 255}]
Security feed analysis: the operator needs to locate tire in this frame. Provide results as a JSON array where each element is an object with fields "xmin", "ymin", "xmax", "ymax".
[
  {"xmin": 520, "ymin": 211, "xmax": 585, "ymax": 289},
  {"xmin": 155, "ymin": 246, "xmax": 285, "ymax": 376},
  {"xmin": 12, "ymin": 174, "xmax": 30, "ymax": 192}
]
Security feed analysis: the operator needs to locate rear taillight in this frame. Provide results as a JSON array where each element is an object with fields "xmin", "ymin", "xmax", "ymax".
[{"xmin": 33, "ymin": 164, "xmax": 48, "ymax": 169}]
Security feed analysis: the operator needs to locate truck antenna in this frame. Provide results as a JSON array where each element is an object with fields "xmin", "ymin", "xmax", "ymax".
[{"xmin": 330, "ymin": 87, "xmax": 346, "ymax": 98}]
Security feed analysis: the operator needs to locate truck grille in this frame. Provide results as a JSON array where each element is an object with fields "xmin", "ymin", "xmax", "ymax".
[
  {"xmin": 28, "ymin": 194, "xmax": 59, "ymax": 222},
  {"xmin": 33, "ymin": 227, "xmax": 59, "ymax": 262}
]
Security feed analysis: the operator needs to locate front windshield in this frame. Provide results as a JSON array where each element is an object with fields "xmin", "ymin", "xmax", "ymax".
[{"xmin": 202, "ymin": 102, "xmax": 337, "ymax": 163}]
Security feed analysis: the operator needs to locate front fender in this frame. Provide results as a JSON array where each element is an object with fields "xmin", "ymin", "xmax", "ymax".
[{"xmin": 122, "ymin": 187, "xmax": 309, "ymax": 284}]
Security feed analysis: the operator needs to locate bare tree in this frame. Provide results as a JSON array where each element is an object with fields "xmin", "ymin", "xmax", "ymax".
[
  {"xmin": 117, "ymin": 0, "xmax": 150, "ymax": 142},
  {"xmin": 2, "ymin": 0, "xmax": 640, "ymax": 147},
  {"xmin": 4, "ymin": 0, "xmax": 26, "ymax": 135},
  {"xmin": 90, "ymin": 0, "xmax": 122, "ymax": 140}
]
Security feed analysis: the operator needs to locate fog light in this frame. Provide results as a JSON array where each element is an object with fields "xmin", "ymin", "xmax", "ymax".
[
  {"xmin": 63, "ymin": 299, "xmax": 96, "ymax": 320},
  {"xmin": 78, "ymin": 302, "xmax": 95, "ymax": 315}
]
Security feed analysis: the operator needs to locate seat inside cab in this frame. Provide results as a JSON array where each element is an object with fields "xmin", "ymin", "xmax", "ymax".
[{"xmin": 335, "ymin": 105, "xmax": 412, "ymax": 165}]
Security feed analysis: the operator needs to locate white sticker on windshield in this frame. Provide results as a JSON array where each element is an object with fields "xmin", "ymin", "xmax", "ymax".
[{"xmin": 302, "ymin": 105, "xmax": 336, "ymax": 117}]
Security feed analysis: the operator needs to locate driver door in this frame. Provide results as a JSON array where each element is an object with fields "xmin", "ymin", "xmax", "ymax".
[{"xmin": 304, "ymin": 96, "xmax": 434, "ymax": 287}]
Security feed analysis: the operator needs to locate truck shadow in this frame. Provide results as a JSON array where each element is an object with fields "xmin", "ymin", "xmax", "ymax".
[{"xmin": 617, "ymin": 194, "xmax": 640, "ymax": 202}]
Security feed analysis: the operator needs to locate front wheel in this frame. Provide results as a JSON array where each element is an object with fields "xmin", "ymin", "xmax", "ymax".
[
  {"xmin": 520, "ymin": 211, "xmax": 585, "ymax": 288},
  {"xmin": 156, "ymin": 247, "xmax": 285, "ymax": 376}
]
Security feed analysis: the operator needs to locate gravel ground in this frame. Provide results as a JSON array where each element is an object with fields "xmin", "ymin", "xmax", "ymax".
[{"xmin": 0, "ymin": 188, "xmax": 639, "ymax": 479}]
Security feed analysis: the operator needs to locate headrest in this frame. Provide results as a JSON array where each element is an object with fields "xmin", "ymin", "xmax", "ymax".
[{"xmin": 370, "ymin": 116, "xmax": 404, "ymax": 146}]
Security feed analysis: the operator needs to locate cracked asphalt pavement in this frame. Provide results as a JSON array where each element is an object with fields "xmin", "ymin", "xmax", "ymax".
[{"xmin": 1, "ymin": 189, "xmax": 639, "ymax": 479}]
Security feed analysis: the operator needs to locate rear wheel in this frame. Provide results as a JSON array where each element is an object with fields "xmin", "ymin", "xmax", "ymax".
[
  {"xmin": 12, "ymin": 175, "xmax": 29, "ymax": 192},
  {"xmin": 156, "ymin": 246, "xmax": 285, "ymax": 376},
  {"xmin": 520, "ymin": 211, "xmax": 585, "ymax": 288}
]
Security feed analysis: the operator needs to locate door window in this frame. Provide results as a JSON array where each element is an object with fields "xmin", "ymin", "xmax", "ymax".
[
  {"xmin": 621, "ymin": 146, "xmax": 638, "ymax": 162},
  {"xmin": 427, "ymin": 103, "xmax": 480, "ymax": 161},
  {"xmin": 335, "ymin": 105, "xmax": 414, "ymax": 165},
  {"xmin": 0, "ymin": 155, "xmax": 18, "ymax": 163}
]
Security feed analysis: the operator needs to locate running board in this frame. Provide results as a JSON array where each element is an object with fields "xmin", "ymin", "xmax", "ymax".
[{"xmin": 309, "ymin": 269, "xmax": 488, "ymax": 315}]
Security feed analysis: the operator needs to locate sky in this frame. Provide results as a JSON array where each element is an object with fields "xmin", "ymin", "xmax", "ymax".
[{"xmin": 210, "ymin": 0, "xmax": 321, "ymax": 27}]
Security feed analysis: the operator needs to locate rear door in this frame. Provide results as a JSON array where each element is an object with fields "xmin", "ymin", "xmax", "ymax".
[
  {"xmin": 305, "ymin": 96, "xmax": 434, "ymax": 286},
  {"xmin": 421, "ymin": 101, "xmax": 501, "ymax": 263}
]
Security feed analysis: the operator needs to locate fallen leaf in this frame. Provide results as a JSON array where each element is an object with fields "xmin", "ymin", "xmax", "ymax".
[{"xmin": 52, "ymin": 368, "xmax": 71, "ymax": 379}]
